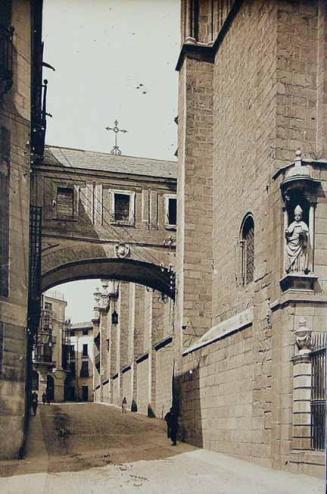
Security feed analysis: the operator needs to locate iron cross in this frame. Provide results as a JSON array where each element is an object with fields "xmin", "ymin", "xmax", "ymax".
[{"xmin": 105, "ymin": 120, "xmax": 128, "ymax": 155}]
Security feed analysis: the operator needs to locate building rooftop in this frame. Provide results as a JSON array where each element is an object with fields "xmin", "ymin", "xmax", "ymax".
[{"xmin": 43, "ymin": 145, "xmax": 177, "ymax": 180}]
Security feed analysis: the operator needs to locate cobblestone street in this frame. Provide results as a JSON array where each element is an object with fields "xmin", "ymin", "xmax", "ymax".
[{"xmin": 0, "ymin": 403, "xmax": 323, "ymax": 494}]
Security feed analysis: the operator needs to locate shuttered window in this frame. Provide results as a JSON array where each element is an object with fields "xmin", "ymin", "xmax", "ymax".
[
  {"xmin": 114, "ymin": 193, "xmax": 130, "ymax": 222},
  {"xmin": 57, "ymin": 187, "xmax": 74, "ymax": 218},
  {"xmin": 168, "ymin": 198, "xmax": 177, "ymax": 226}
]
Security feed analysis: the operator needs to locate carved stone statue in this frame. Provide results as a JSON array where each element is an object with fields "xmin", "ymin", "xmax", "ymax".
[{"xmin": 285, "ymin": 205, "xmax": 310, "ymax": 273}]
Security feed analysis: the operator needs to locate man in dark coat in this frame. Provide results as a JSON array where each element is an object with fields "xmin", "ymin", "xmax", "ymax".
[
  {"xmin": 165, "ymin": 407, "xmax": 178, "ymax": 446},
  {"xmin": 31, "ymin": 392, "xmax": 38, "ymax": 416}
]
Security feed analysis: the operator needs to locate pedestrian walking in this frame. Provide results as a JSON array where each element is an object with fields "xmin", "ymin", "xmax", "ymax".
[
  {"xmin": 122, "ymin": 396, "xmax": 127, "ymax": 414},
  {"xmin": 42, "ymin": 392, "xmax": 46, "ymax": 405},
  {"xmin": 165, "ymin": 407, "xmax": 178, "ymax": 446},
  {"xmin": 164, "ymin": 408, "xmax": 172, "ymax": 439},
  {"xmin": 31, "ymin": 391, "xmax": 38, "ymax": 416}
]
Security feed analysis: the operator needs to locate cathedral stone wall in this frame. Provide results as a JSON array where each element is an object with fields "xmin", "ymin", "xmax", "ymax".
[{"xmin": 176, "ymin": 0, "xmax": 327, "ymax": 478}]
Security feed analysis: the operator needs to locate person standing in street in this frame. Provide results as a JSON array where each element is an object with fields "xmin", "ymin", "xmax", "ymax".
[
  {"xmin": 165, "ymin": 407, "xmax": 178, "ymax": 446},
  {"xmin": 31, "ymin": 392, "xmax": 38, "ymax": 416}
]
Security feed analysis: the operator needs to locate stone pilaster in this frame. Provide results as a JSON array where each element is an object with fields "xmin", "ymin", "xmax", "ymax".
[{"xmin": 292, "ymin": 318, "xmax": 313, "ymax": 450}]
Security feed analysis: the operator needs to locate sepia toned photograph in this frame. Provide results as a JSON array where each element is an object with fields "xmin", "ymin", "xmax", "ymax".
[{"xmin": 0, "ymin": 0, "xmax": 326, "ymax": 492}]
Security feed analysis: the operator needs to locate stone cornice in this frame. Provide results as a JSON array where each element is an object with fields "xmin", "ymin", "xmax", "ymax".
[
  {"xmin": 270, "ymin": 293, "xmax": 327, "ymax": 311},
  {"xmin": 153, "ymin": 335, "xmax": 173, "ymax": 351},
  {"xmin": 176, "ymin": 0, "xmax": 244, "ymax": 72},
  {"xmin": 183, "ymin": 307, "xmax": 253, "ymax": 356},
  {"xmin": 272, "ymin": 158, "xmax": 327, "ymax": 181},
  {"xmin": 135, "ymin": 352, "xmax": 149, "ymax": 364}
]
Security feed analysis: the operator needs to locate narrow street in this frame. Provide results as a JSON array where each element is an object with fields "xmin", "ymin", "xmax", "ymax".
[{"xmin": 0, "ymin": 403, "xmax": 323, "ymax": 494}]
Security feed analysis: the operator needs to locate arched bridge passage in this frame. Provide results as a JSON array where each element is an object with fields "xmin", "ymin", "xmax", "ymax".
[{"xmin": 41, "ymin": 258, "xmax": 175, "ymax": 299}]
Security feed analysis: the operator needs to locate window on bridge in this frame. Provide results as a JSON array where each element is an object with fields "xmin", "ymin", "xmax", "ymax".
[
  {"xmin": 56, "ymin": 187, "xmax": 74, "ymax": 219},
  {"xmin": 112, "ymin": 191, "xmax": 135, "ymax": 225},
  {"xmin": 164, "ymin": 195, "xmax": 177, "ymax": 229}
]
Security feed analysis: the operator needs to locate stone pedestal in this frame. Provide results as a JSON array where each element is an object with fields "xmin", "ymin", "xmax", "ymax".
[{"xmin": 280, "ymin": 273, "xmax": 317, "ymax": 292}]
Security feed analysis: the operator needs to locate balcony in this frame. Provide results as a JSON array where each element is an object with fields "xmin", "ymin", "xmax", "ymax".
[{"xmin": 0, "ymin": 26, "xmax": 14, "ymax": 97}]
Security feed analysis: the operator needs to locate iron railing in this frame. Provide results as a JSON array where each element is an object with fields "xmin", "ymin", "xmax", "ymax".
[
  {"xmin": 310, "ymin": 332, "xmax": 327, "ymax": 450},
  {"xmin": 0, "ymin": 26, "xmax": 14, "ymax": 96}
]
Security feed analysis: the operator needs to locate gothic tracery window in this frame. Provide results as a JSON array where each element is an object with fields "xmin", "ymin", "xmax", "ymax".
[{"xmin": 241, "ymin": 215, "xmax": 254, "ymax": 285}]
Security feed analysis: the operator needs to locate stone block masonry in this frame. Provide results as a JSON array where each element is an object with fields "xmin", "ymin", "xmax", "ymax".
[
  {"xmin": 93, "ymin": 282, "xmax": 175, "ymax": 419},
  {"xmin": 0, "ymin": 0, "xmax": 35, "ymax": 459},
  {"xmin": 175, "ymin": 0, "xmax": 327, "ymax": 478}
]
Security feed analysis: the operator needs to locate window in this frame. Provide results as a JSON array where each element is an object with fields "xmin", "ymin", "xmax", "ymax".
[
  {"xmin": 56, "ymin": 187, "xmax": 74, "ymax": 219},
  {"xmin": 188, "ymin": 0, "xmax": 199, "ymax": 40},
  {"xmin": 164, "ymin": 195, "xmax": 177, "ymax": 229},
  {"xmin": 115, "ymin": 194, "xmax": 130, "ymax": 221},
  {"xmin": 82, "ymin": 344, "xmax": 88, "ymax": 357},
  {"xmin": 70, "ymin": 330, "xmax": 75, "ymax": 337},
  {"xmin": 80, "ymin": 361, "xmax": 89, "ymax": 378},
  {"xmin": 44, "ymin": 302, "xmax": 52, "ymax": 311},
  {"xmin": 241, "ymin": 215, "xmax": 254, "ymax": 285},
  {"xmin": 82, "ymin": 328, "xmax": 89, "ymax": 336},
  {"xmin": 111, "ymin": 190, "xmax": 135, "ymax": 225}
]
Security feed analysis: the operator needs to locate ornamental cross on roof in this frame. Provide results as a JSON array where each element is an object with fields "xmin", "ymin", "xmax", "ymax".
[{"xmin": 105, "ymin": 120, "xmax": 127, "ymax": 155}]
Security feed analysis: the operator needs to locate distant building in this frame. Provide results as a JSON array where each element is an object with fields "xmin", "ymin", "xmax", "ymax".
[
  {"xmin": 65, "ymin": 321, "xmax": 94, "ymax": 402},
  {"xmin": 33, "ymin": 293, "xmax": 93, "ymax": 403},
  {"xmin": 33, "ymin": 292, "xmax": 69, "ymax": 402},
  {"xmin": 92, "ymin": 280, "xmax": 174, "ymax": 418}
]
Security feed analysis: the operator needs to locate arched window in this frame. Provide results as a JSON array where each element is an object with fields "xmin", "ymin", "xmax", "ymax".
[{"xmin": 241, "ymin": 215, "xmax": 254, "ymax": 285}]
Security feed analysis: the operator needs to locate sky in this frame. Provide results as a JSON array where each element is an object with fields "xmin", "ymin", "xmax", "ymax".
[{"xmin": 43, "ymin": 0, "xmax": 180, "ymax": 322}]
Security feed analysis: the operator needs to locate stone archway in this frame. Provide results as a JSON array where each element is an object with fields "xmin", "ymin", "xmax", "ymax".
[{"xmin": 41, "ymin": 257, "xmax": 175, "ymax": 298}]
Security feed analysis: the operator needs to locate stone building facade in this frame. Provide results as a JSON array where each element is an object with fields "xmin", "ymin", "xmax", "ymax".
[
  {"xmin": 0, "ymin": 0, "xmax": 44, "ymax": 459},
  {"xmin": 175, "ymin": 0, "xmax": 327, "ymax": 478},
  {"xmin": 33, "ymin": 292, "xmax": 68, "ymax": 402},
  {"xmin": 65, "ymin": 321, "xmax": 94, "ymax": 402},
  {"xmin": 33, "ymin": 293, "xmax": 94, "ymax": 403},
  {"xmin": 93, "ymin": 280, "xmax": 174, "ymax": 419}
]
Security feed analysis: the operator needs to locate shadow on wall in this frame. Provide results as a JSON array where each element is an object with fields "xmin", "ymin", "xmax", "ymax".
[{"xmin": 174, "ymin": 366, "xmax": 203, "ymax": 448}]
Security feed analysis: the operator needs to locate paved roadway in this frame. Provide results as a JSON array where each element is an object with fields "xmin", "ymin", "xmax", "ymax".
[{"xmin": 0, "ymin": 403, "xmax": 324, "ymax": 494}]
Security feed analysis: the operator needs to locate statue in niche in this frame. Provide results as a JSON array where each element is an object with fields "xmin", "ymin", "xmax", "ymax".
[{"xmin": 285, "ymin": 205, "xmax": 310, "ymax": 274}]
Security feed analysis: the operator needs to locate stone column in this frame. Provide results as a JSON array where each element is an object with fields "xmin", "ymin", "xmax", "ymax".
[{"xmin": 292, "ymin": 318, "xmax": 313, "ymax": 450}]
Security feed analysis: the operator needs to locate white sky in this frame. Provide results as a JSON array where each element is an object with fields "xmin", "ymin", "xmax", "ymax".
[{"xmin": 43, "ymin": 0, "xmax": 180, "ymax": 323}]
